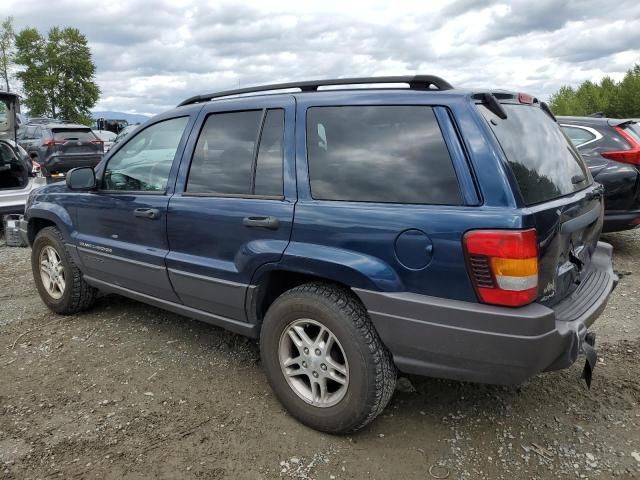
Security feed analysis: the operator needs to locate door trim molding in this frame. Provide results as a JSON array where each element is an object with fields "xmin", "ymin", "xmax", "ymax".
[
  {"xmin": 168, "ymin": 268, "xmax": 249, "ymax": 288},
  {"xmin": 78, "ymin": 246, "xmax": 165, "ymax": 270}
]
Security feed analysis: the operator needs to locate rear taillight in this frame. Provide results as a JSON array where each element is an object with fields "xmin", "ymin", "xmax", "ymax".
[
  {"xmin": 91, "ymin": 139, "xmax": 104, "ymax": 145},
  {"xmin": 43, "ymin": 140, "xmax": 64, "ymax": 147},
  {"xmin": 464, "ymin": 229, "xmax": 538, "ymax": 307},
  {"xmin": 601, "ymin": 127, "xmax": 640, "ymax": 166}
]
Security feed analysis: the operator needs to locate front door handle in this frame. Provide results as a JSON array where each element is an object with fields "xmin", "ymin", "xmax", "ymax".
[
  {"xmin": 242, "ymin": 216, "xmax": 280, "ymax": 229},
  {"xmin": 134, "ymin": 208, "xmax": 160, "ymax": 220}
]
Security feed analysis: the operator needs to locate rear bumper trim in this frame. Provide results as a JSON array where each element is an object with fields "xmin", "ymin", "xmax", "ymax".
[{"xmin": 353, "ymin": 241, "xmax": 617, "ymax": 385}]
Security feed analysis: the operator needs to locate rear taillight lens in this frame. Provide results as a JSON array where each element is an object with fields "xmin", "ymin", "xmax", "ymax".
[
  {"xmin": 464, "ymin": 229, "xmax": 538, "ymax": 307},
  {"xmin": 601, "ymin": 127, "xmax": 640, "ymax": 166},
  {"xmin": 91, "ymin": 139, "xmax": 104, "ymax": 145},
  {"xmin": 43, "ymin": 140, "xmax": 64, "ymax": 147}
]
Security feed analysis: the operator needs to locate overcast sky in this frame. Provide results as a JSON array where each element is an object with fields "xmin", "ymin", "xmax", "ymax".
[{"xmin": 3, "ymin": 0, "xmax": 640, "ymax": 115}]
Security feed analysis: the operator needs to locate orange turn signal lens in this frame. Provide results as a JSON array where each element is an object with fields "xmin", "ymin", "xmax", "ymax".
[{"xmin": 490, "ymin": 257, "xmax": 538, "ymax": 277}]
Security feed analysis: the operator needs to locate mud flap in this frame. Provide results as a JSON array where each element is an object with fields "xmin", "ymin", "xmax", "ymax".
[{"xmin": 581, "ymin": 332, "xmax": 597, "ymax": 388}]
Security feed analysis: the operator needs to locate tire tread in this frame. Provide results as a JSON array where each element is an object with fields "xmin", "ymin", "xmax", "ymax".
[{"xmin": 271, "ymin": 282, "xmax": 396, "ymax": 433}]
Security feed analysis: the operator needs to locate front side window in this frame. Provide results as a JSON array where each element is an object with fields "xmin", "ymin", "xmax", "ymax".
[
  {"xmin": 306, "ymin": 106, "xmax": 462, "ymax": 205},
  {"xmin": 186, "ymin": 109, "xmax": 285, "ymax": 196},
  {"xmin": 103, "ymin": 116, "xmax": 188, "ymax": 192}
]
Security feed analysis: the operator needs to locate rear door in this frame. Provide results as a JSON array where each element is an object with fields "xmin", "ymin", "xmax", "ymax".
[
  {"xmin": 479, "ymin": 101, "xmax": 603, "ymax": 305},
  {"xmin": 74, "ymin": 115, "xmax": 192, "ymax": 300},
  {"xmin": 166, "ymin": 96, "xmax": 295, "ymax": 321}
]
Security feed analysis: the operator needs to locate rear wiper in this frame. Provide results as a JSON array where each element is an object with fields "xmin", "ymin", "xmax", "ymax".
[{"xmin": 571, "ymin": 174, "xmax": 586, "ymax": 185}]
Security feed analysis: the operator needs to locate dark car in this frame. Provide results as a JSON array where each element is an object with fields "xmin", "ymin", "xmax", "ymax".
[
  {"xmin": 20, "ymin": 76, "xmax": 617, "ymax": 433},
  {"xmin": 18, "ymin": 122, "xmax": 104, "ymax": 177},
  {"xmin": 559, "ymin": 116, "xmax": 640, "ymax": 232}
]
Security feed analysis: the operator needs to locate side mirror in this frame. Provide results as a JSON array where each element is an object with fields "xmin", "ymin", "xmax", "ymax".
[{"xmin": 66, "ymin": 167, "xmax": 97, "ymax": 190}]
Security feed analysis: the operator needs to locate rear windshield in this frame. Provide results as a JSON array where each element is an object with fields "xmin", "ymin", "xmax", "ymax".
[
  {"xmin": 479, "ymin": 104, "xmax": 592, "ymax": 206},
  {"xmin": 52, "ymin": 128, "xmax": 97, "ymax": 141},
  {"xmin": 0, "ymin": 100, "xmax": 10, "ymax": 132}
]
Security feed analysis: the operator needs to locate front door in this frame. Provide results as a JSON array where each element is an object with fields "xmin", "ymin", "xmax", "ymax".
[
  {"xmin": 166, "ymin": 96, "xmax": 296, "ymax": 321},
  {"xmin": 74, "ymin": 115, "xmax": 192, "ymax": 301}
]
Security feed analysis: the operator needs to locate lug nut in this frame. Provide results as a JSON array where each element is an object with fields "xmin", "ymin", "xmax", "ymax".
[
  {"xmin": 312, "ymin": 371, "xmax": 319, "ymax": 378},
  {"xmin": 320, "ymin": 364, "xmax": 327, "ymax": 371},
  {"xmin": 303, "ymin": 348, "xmax": 309, "ymax": 354},
  {"xmin": 302, "ymin": 361, "xmax": 307, "ymax": 368},
  {"xmin": 315, "ymin": 349, "xmax": 321, "ymax": 356}
]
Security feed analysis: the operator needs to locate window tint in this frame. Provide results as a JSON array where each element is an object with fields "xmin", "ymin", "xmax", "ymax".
[
  {"xmin": 254, "ymin": 109, "xmax": 284, "ymax": 196},
  {"xmin": 103, "ymin": 116, "xmax": 188, "ymax": 192},
  {"xmin": 52, "ymin": 128, "xmax": 97, "ymax": 142},
  {"xmin": 306, "ymin": 106, "xmax": 462, "ymax": 204},
  {"xmin": 561, "ymin": 126, "xmax": 596, "ymax": 146},
  {"xmin": 187, "ymin": 111, "xmax": 262, "ymax": 194},
  {"xmin": 480, "ymin": 104, "xmax": 591, "ymax": 206},
  {"xmin": 186, "ymin": 109, "xmax": 285, "ymax": 197}
]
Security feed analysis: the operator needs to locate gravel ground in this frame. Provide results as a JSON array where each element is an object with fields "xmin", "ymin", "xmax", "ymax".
[{"xmin": 0, "ymin": 230, "xmax": 639, "ymax": 480}]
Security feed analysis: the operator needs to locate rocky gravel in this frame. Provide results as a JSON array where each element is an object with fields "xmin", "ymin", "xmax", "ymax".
[{"xmin": 0, "ymin": 230, "xmax": 639, "ymax": 479}]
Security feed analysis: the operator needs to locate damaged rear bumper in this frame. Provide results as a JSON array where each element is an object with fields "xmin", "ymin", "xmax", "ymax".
[{"xmin": 354, "ymin": 242, "xmax": 617, "ymax": 385}]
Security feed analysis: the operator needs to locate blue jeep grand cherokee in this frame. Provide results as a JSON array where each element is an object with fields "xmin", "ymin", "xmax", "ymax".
[{"xmin": 21, "ymin": 76, "xmax": 617, "ymax": 433}]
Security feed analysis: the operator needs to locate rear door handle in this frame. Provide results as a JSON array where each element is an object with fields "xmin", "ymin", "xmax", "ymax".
[
  {"xmin": 134, "ymin": 208, "xmax": 160, "ymax": 220},
  {"xmin": 242, "ymin": 216, "xmax": 280, "ymax": 229}
]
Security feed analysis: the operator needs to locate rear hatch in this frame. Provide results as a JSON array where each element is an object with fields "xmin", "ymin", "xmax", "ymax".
[
  {"xmin": 0, "ymin": 93, "xmax": 18, "ymax": 143},
  {"xmin": 478, "ymin": 96, "xmax": 603, "ymax": 306},
  {"xmin": 49, "ymin": 128, "xmax": 103, "ymax": 156}
]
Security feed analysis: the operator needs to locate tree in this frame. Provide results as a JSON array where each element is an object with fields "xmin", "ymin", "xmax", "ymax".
[
  {"xmin": 549, "ymin": 64, "xmax": 640, "ymax": 117},
  {"xmin": 0, "ymin": 16, "xmax": 15, "ymax": 92},
  {"xmin": 15, "ymin": 26, "xmax": 100, "ymax": 124}
]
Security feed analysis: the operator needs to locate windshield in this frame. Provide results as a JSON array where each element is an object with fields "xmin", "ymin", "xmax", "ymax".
[{"xmin": 479, "ymin": 103, "xmax": 592, "ymax": 206}]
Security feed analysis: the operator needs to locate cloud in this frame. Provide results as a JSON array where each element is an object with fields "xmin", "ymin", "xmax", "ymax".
[{"xmin": 2, "ymin": 0, "xmax": 639, "ymax": 114}]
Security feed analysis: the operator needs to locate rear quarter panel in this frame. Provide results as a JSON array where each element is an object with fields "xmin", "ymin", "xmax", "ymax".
[{"xmin": 285, "ymin": 91, "xmax": 525, "ymax": 301}]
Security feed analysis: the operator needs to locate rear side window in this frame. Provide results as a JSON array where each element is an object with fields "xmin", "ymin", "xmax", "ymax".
[
  {"xmin": 52, "ymin": 129, "xmax": 97, "ymax": 142},
  {"xmin": 561, "ymin": 125, "xmax": 596, "ymax": 147},
  {"xmin": 186, "ymin": 109, "xmax": 284, "ymax": 196},
  {"xmin": 480, "ymin": 104, "xmax": 592, "ymax": 206},
  {"xmin": 306, "ymin": 106, "xmax": 462, "ymax": 204}
]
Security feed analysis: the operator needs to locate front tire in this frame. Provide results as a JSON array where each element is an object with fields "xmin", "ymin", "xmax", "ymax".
[
  {"xmin": 260, "ymin": 283, "xmax": 396, "ymax": 433},
  {"xmin": 31, "ymin": 226, "xmax": 96, "ymax": 314}
]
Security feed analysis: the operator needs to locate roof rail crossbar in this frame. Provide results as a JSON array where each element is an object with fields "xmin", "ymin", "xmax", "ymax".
[{"xmin": 177, "ymin": 75, "xmax": 454, "ymax": 107}]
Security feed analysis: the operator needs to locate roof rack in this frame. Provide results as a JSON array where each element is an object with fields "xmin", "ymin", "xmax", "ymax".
[{"xmin": 177, "ymin": 75, "xmax": 454, "ymax": 107}]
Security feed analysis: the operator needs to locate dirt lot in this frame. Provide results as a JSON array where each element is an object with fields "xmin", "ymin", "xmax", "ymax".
[{"xmin": 1, "ymin": 231, "xmax": 639, "ymax": 480}]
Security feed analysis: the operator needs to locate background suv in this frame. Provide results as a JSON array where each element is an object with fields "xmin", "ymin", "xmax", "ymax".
[
  {"xmin": 18, "ymin": 122, "xmax": 104, "ymax": 177},
  {"xmin": 21, "ymin": 76, "xmax": 617, "ymax": 433},
  {"xmin": 559, "ymin": 116, "xmax": 640, "ymax": 232}
]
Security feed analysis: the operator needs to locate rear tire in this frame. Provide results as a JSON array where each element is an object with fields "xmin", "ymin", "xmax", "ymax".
[
  {"xmin": 260, "ymin": 282, "xmax": 396, "ymax": 433},
  {"xmin": 31, "ymin": 226, "xmax": 96, "ymax": 314}
]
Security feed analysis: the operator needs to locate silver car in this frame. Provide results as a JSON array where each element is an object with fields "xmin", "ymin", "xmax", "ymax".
[{"xmin": 0, "ymin": 92, "xmax": 45, "ymax": 216}]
